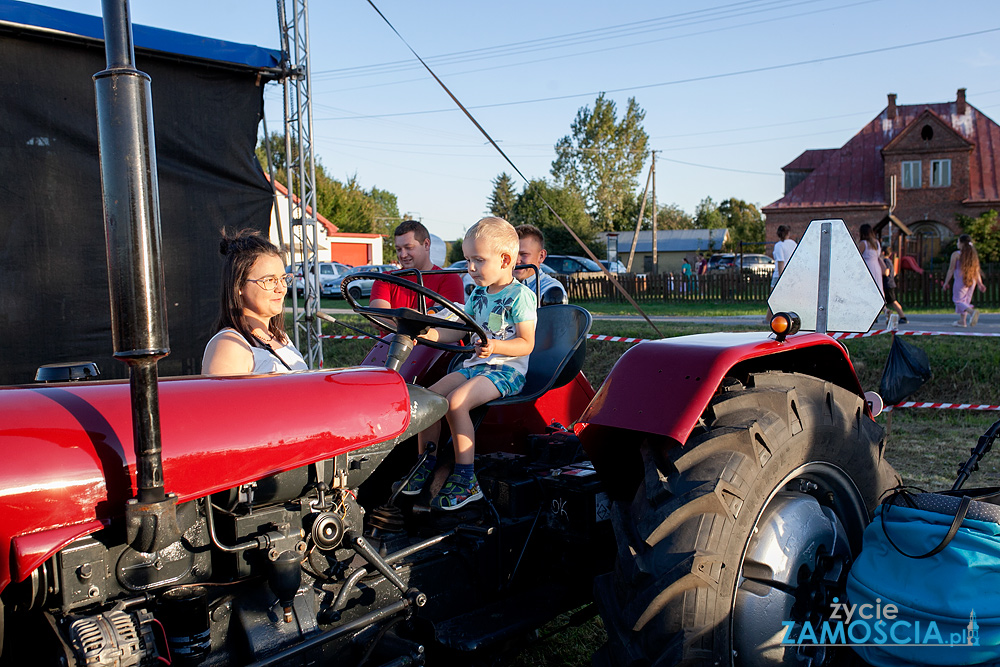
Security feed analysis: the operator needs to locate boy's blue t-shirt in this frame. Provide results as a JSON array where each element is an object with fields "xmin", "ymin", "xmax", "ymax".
[{"xmin": 463, "ymin": 279, "xmax": 537, "ymax": 376}]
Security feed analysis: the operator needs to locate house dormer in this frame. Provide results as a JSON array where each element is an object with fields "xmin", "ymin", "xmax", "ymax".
[{"xmin": 882, "ymin": 109, "xmax": 973, "ymax": 195}]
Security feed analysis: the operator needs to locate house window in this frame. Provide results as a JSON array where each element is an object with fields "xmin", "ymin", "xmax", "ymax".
[
  {"xmin": 931, "ymin": 159, "xmax": 951, "ymax": 187},
  {"xmin": 901, "ymin": 161, "xmax": 921, "ymax": 189}
]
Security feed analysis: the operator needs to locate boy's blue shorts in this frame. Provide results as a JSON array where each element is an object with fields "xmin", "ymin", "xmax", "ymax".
[{"xmin": 457, "ymin": 364, "xmax": 525, "ymax": 398}]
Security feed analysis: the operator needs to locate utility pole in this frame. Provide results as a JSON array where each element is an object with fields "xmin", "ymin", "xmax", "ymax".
[{"xmin": 651, "ymin": 150, "xmax": 658, "ymax": 274}]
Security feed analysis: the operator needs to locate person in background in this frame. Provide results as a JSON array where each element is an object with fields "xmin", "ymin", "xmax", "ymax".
[
  {"xmin": 399, "ymin": 218, "xmax": 537, "ymax": 510},
  {"xmin": 943, "ymin": 234, "xmax": 986, "ymax": 327},
  {"xmin": 203, "ymin": 229, "xmax": 307, "ymax": 375},
  {"xmin": 370, "ymin": 220, "xmax": 465, "ymax": 310},
  {"xmin": 881, "ymin": 246, "xmax": 907, "ymax": 325},
  {"xmin": 765, "ymin": 225, "xmax": 798, "ymax": 320},
  {"xmin": 859, "ymin": 224, "xmax": 884, "ymax": 298},
  {"xmin": 513, "ymin": 224, "xmax": 568, "ymax": 306},
  {"xmin": 696, "ymin": 254, "xmax": 709, "ymax": 277},
  {"xmin": 680, "ymin": 257, "xmax": 693, "ymax": 294},
  {"xmin": 771, "ymin": 225, "xmax": 797, "ymax": 291}
]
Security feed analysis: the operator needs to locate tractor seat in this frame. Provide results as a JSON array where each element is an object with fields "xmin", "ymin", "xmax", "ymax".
[{"xmin": 448, "ymin": 304, "xmax": 592, "ymax": 407}]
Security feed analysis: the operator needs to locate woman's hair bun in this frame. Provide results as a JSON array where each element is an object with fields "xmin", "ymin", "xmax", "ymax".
[{"xmin": 218, "ymin": 228, "xmax": 277, "ymax": 258}]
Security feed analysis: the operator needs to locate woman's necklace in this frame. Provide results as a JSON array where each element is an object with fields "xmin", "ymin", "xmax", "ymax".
[{"xmin": 251, "ymin": 330, "xmax": 277, "ymax": 348}]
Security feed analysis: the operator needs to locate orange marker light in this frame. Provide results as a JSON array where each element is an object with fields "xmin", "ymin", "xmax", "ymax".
[{"xmin": 770, "ymin": 312, "xmax": 800, "ymax": 341}]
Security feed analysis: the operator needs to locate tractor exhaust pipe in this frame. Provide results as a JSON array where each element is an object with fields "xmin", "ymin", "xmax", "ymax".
[{"xmin": 94, "ymin": 0, "xmax": 179, "ymax": 555}]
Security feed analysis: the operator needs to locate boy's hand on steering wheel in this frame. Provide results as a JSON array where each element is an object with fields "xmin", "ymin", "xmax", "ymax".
[{"xmin": 474, "ymin": 337, "xmax": 496, "ymax": 358}]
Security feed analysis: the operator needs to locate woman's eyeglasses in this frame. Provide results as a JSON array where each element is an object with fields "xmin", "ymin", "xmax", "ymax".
[{"xmin": 246, "ymin": 273, "xmax": 294, "ymax": 291}]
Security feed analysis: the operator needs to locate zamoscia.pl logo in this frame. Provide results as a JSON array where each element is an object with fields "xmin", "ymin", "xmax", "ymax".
[{"xmin": 781, "ymin": 598, "xmax": 980, "ymax": 647}]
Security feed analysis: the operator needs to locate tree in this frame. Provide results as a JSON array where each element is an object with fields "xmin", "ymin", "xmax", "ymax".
[
  {"xmin": 447, "ymin": 239, "xmax": 465, "ymax": 265},
  {"xmin": 509, "ymin": 179, "xmax": 597, "ymax": 255},
  {"xmin": 487, "ymin": 172, "xmax": 518, "ymax": 220},
  {"xmin": 957, "ymin": 209, "xmax": 1000, "ymax": 262},
  {"xmin": 718, "ymin": 198, "xmax": 765, "ymax": 252},
  {"xmin": 694, "ymin": 197, "xmax": 725, "ymax": 230},
  {"xmin": 551, "ymin": 93, "xmax": 649, "ymax": 231},
  {"xmin": 256, "ymin": 134, "xmax": 402, "ymax": 260},
  {"xmin": 656, "ymin": 204, "xmax": 695, "ymax": 231}
]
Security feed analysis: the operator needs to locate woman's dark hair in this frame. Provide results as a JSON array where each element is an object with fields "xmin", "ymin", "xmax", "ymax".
[
  {"xmin": 776, "ymin": 225, "xmax": 789, "ymax": 241},
  {"xmin": 215, "ymin": 228, "xmax": 286, "ymax": 344},
  {"xmin": 859, "ymin": 223, "xmax": 878, "ymax": 247}
]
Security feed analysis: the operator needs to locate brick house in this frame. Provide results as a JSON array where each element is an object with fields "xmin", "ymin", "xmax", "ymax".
[{"xmin": 763, "ymin": 89, "xmax": 1000, "ymax": 264}]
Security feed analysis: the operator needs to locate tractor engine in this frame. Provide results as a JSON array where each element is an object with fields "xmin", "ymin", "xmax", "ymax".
[{"xmin": 2, "ymin": 455, "xmax": 391, "ymax": 666}]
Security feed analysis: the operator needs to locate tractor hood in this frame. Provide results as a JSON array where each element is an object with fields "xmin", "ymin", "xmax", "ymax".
[{"xmin": 0, "ymin": 367, "xmax": 410, "ymax": 591}]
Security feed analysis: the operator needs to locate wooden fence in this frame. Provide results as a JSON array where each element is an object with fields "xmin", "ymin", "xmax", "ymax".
[{"xmin": 566, "ymin": 267, "xmax": 1000, "ymax": 307}]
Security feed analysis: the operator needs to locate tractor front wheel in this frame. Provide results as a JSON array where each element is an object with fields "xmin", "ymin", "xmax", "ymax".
[{"xmin": 596, "ymin": 372, "xmax": 898, "ymax": 667}]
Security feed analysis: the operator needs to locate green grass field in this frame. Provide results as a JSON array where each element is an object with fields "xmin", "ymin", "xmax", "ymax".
[{"xmin": 316, "ymin": 308, "xmax": 1000, "ymax": 665}]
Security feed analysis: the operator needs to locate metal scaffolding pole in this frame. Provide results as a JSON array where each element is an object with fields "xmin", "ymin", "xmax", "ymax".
[{"xmin": 278, "ymin": 0, "xmax": 322, "ymax": 367}]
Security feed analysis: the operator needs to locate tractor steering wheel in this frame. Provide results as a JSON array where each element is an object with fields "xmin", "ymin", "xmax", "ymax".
[{"xmin": 341, "ymin": 272, "xmax": 486, "ymax": 353}]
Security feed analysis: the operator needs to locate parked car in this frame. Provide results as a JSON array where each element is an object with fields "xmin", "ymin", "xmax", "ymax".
[
  {"xmin": 450, "ymin": 260, "xmax": 557, "ymax": 296},
  {"xmin": 708, "ymin": 253, "xmax": 775, "ymax": 276},
  {"xmin": 290, "ymin": 261, "xmax": 351, "ymax": 292},
  {"xmin": 542, "ymin": 254, "xmax": 604, "ymax": 279},
  {"xmin": 600, "ymin": 259, "xmax": 627, "ymax": 274},
  {"xmin": 447, "ymin": 260, "xmax": 476, "ymax": 296},
  {"xmin": 322, "ymin": 263, "xmax": 399, "ymax": 299}
]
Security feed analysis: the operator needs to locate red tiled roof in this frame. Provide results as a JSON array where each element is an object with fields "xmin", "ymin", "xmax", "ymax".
[
  {"xmin": 782, "ymin": 149, "xmax": 837, "ymax": 172},
  {"xmin": 265, "ymin": 175, "xmax": 338, "ymax": 235},
  {"xmin": 765, "ymin": 101, "xmax": 1000, "ymax": 210}
]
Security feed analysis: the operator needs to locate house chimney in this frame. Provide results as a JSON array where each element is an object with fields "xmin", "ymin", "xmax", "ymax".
[
  {"xmin": 887, "ymin": 93, "xmax": 897, "ymax": 120},
  {"xmin": 957, "ymin": 88, "xmax": 967, "ymax": 115}
]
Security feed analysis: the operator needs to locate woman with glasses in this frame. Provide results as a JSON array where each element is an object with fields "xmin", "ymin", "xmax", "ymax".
[{"xmin": 202, "ymin": 229, "xmax": 307, "ymax": 374}]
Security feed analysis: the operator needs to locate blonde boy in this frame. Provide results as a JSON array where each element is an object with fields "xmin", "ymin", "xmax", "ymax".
[{"xmin": 399, "ymin": 217, "xmax": 537, "ymax": 510}]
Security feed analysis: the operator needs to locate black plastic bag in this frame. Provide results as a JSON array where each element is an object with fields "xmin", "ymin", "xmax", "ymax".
[{"xmin": 879, "ymin": 335, "xmax": 932, "ymax": 406}]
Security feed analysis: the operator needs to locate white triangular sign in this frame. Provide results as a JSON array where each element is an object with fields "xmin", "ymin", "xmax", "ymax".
[{"xmin": 768, "ymin": 219, "xmax": 883, "ymax": 333}]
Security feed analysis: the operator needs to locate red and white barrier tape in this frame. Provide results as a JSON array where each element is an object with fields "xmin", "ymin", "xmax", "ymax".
[
  {"xmin": 831, "ymin": 329, "xmax": 1000, "ymax": 339},
  {"xmin": 586, "ymin": 334, "xmax": 648, "ymax": 343},
  {"xmin": 888, "ymin": 402, "xmax": 1000, "ymax": 411},
  {"xmin": 321, "ymin": 330, "xmax": 997, "ymax": 344},
  {"xmin": 320, "ymin": 334, "xmax": 375, "ymax": 340}
]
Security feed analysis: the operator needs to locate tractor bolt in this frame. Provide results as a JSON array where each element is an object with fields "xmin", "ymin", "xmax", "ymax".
[
  {"xmin": 88, "ymin": 585, "xmax": 100, "ymax": 598},
  {"xmin": 78, "ymin": 563, "xmax": 93, "ymax": 581},
  {"xmin": 211, "ymin": 604, "xmax": 231, "ymax": 623}
]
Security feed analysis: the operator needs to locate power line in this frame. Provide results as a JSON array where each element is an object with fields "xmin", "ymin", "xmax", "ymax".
[
  {"xmin": 314, "ymin": 0, "xmax": 877, "ymax": 92},
  {"xmin": 316, "ymin": 27, "xmax": 1000, "ymax": 121},
  {"xmin": 314, "ymin": 0, "xmax": 824, "ymax": 80},
  {"xmin": 657, "ymin": 157, "xmax": 777, "ymax": 176}
]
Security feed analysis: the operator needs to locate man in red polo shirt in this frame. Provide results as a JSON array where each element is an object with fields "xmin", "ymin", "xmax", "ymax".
[{"xmin": 370, "ymin": 220, "xmax": 465, "ymax": 310}]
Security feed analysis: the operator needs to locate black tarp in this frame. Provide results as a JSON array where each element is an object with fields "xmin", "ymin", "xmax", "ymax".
[{"xmin": 0, "ymin": 6, "xmax": 280, "ymax": 383}]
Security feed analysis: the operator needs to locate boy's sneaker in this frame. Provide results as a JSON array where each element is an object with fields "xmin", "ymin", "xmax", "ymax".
[
  {"xmin": 970, "ymin": 309, "xmax": 980, "ymax": 327},
  {"xmin": 899, "ymin": 317, "xmax": 908, "ymax": 324},
  {"xmin": 395, "ymin": 458, "xmax": 435, "ymax": 496},
  {"xmin": 431, "ymin": 473, "xmax": 483, "ymax": 511}
]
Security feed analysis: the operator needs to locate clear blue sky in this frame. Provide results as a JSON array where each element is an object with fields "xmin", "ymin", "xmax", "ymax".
[{"xmin": 43, "ymin": 1, "xmax": 1000, "ymax": 241}]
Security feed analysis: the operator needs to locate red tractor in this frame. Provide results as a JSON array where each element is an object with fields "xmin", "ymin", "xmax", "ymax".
[
  {"xmin": 0, "ymin": 270, "xmax": 899, "ymax": 667},
  {"xmin": 0, "ymin": 7, "xmax": 898, "ymax": 667}
]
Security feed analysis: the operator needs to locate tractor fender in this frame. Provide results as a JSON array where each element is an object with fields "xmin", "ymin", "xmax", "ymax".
[
  {"xmin": 577, "ymin": 332, "xmax": 865, "ymax": 498},
  {"xmin": 0, "ymin": 367, "xmax": 410, "ymax": 592}
]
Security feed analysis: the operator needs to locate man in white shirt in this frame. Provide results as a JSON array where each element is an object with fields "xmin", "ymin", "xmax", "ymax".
[{"xmin": 771, "ymin": 225, "xmax": 797, "ymax": 291}]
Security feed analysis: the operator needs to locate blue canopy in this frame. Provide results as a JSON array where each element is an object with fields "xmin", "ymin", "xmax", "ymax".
[{"xmin": 0, "ymin": 0, "xmax": 282, "ymax": 70}]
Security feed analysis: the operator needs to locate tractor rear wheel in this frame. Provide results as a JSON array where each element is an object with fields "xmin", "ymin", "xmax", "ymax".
[{"xmin": 595, "ymin": 371, "xmax": 899, "ymax": 667}]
